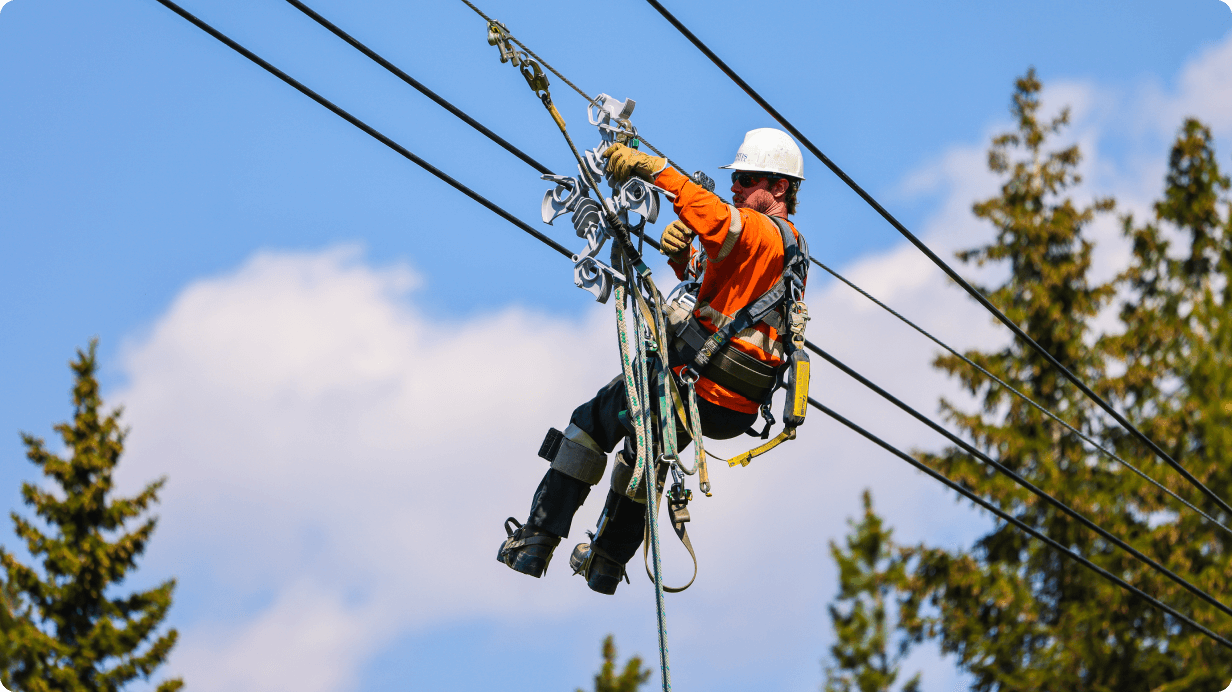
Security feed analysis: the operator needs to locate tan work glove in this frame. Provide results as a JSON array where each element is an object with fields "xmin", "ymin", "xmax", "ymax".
[
  {"xmin": 602, "ymin": 144, "xmax": 667, "ymax": 184},
  {"xmin": 660, "ymin": 220, "xmax": 694, "ymax": 261}
]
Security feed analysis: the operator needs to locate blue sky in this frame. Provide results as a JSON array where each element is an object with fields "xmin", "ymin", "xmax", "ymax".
[{"xmin": 2, "ymin": 1, "xmax": 1231, "ymax": 690}]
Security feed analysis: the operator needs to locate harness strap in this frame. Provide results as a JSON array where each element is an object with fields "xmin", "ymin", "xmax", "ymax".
[
  {"xmin": 689, "ymin": 214, "xmax": 808, "ymax": 371},
  {"xmin": 672, "ymin": 318, "xmax": 778, "ymax": 402}
]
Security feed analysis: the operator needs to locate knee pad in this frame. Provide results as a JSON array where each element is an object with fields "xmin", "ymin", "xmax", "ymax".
[
  {"xmin": 609, "ymin": 448, "xmax": 641, "ymax": 503},
  {"xmin": 539, "ymin": 425, "xmax": 607, "ymax": 485},
  {"xmin": 609, "ymin": 443, "xmax": 668, "ymax": 504}
]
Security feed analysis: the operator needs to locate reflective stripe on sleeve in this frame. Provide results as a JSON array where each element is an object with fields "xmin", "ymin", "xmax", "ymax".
[{"xmin": 712, "ymin": 206, "xmax": 744, "ymax": 263}]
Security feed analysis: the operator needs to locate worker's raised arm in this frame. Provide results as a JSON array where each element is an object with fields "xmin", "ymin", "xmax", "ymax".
[{"xmin": 654, "ymin": 167, "xmax": 755, "ymax": 265}]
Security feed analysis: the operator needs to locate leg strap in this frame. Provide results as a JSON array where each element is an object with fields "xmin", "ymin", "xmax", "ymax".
[{"xmin": 539, "ymin": 426, "xmax": 607, "ymax": 485}]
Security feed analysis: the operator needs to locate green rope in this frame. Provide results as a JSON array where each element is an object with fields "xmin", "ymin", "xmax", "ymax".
[
  {"xmin": 612, "ymin": 251, "xmax": 673, "ymax": 692},
  {"xmin": 614, "ymin": 279, "xmax": 650, "ymax": 498}
]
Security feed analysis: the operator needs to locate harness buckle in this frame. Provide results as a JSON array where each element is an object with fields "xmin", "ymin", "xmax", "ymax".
[
  {"xmin": 788, "ymin": 300, "xmax": 810, "ymax": 350},
  {"xmin": 679, "ymin": 366, "xmax": 700, "ymax": 385},
  {"xmin": 746, "ymin": 404, "xmax": 776, "ymax": 439}
]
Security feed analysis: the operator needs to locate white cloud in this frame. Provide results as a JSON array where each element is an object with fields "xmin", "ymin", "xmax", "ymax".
[
  {"xmin": 0, "ymin": 1, "xmax": 14, "ymax": 16},
  {"xmin": 110, "ymin": 243, "xmax": 986, "ymax": 691},
  {"xmin": 108, "ymin": 29, "xmax": 1232, "ymax": 692}
]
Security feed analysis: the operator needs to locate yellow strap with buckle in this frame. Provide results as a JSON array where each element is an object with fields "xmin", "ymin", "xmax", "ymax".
[{"xmin": 725, "ymin": 426, "xmax": 796, "ymax": 468}]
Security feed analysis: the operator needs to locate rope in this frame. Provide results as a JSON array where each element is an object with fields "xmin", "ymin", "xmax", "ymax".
[
  {"xmin": 612, "ymin": 252, "xmax": 673, "ymax": 691},
  {"xmin": 147, "ymin": 0, "xmax": 1232, "ymax": 654},
  {"xmin": 810, "ymin": 258, "xmax": 1232, "ymax": 539},
  {"xmin": 809, "ymin": 397, "xmax": 1232, "ymax": 651},
  {"xmin": 450, "ymin": 9, "xmax": 681, "ymax": 678},
  {"xmin": 642, "ymin": 0, "xmax": 1232, "ymax": 520},
  {"xmin": 809, "ymin": 342, "xmax": 1232, "ymax": 622},
  {"xmin": 615, "ymin": 279, "xmax": 652, "ymax": 499},
  {"xmin": 645, "ymin": 276, "xmax": 675, "ymax": 691}
]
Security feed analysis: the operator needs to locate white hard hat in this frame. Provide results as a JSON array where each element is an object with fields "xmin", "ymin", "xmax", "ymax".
[{"xmin": 720, "ymin": 128, "xmax": 805, "ymax": 180}]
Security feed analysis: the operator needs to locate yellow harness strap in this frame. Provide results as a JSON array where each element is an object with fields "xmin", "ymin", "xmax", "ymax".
[{"xmin": 725, "ymin": 427, "xmax": 797, "ymax": 468}]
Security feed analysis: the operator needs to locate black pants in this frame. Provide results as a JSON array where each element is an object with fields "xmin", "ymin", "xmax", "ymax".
[{"xmin": 526, "ymin": 374, "xmax": 757, "ymax": 565}]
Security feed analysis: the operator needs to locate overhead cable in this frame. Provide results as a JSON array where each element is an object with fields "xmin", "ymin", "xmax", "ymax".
[
  {"xmin": 810, "ymin": 397, "xmax": 1232, "ymax": 652},
  {"xmin": 148, "ymin": 0, "xmax": 572, "ymax": 261},
  {"xmin": 808, "ymin": 342, "xmax": 1232, "ymax": 622},
  {"xmin": 283, "ymin": 0, "xmax": 552, "ymax": 177},
  {"xmin": 642, "ymin": 0, "xmax": 1232, "ymax": 519},
  {"xmin": 282, "ymin": 0, "xmax": 1231, "ymax": 539},
  {"xmin": 294, "ymin": 0, "xmax": 1229, "ymax": 539},
  {"xmin": 810, "ymin": 258, "xmax": 1232, "ymax": 539},
  {"xmin": 147, "ymin": 0, "xmax": 1232, "ymax": 650}
]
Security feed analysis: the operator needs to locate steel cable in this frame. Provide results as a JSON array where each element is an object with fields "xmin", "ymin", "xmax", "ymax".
[
  {"xmin": 281, "ymin": 0, "xmax": 1232, "ymax": 539},
  {"xmin": 147, "ymin": 0, "xmax": 572, "ymax": 261},
  {"xmin": 292, "ymin": 0, "xmax": 1227, "ymax": 538},
  {"xmin": 456, "ymin": 0, "xmax": 691, "ymax": 178},
  {"xmin": 457, "ymin": 0, "xmax": 595, "ymax": 105},
  {"xmin": 808, "ymin": 341, "xmax": 1232, "ymax": 622},
  {"xmin": 145, "ymin": 0, "xmax": 1232, "ymax": 653},
  {"xmin": 810, "ymin": 258, "xmax": 1232, "ymax": 538},
  {"xmin": 642, "ymin": 0, "xmax": 1232, "ymax": 519},
  {"xmin": 284, "ymin": 0, "xmax": 552, "ymax": 176},
  {"xmin": 810, "ymin": 397, "xmax": 1232, "ymax": 652},
  {"xmin": 278, "ymin": 0, "xmax": 1232, "ymax": 536}
]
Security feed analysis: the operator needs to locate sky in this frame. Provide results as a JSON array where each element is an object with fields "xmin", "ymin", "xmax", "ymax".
[{"xmin": 2, "ymin": 0, "xmax": 1232, "ymax": 690}]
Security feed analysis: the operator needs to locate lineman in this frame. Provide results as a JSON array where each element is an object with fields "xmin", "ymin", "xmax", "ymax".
[{"xmin": 498, "ymin": 128, "xmax": 807, "ymax": 594}]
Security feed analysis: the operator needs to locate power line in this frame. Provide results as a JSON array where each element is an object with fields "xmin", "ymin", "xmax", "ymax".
[
  {"xmin": 281, "ymin": 0, "xmax": 1232, "ymax": 540},
  {"xmin": 148, "ymin": 0, "xmax": 572, "ymax": 261},
  {"xmin": 146, "ymin": 0, "xmax": 1232, "ymax": 652},
  {"xmin": 809, "ymin": 258, "xmax": 1232, "ymax": 539},
  {"xmin": 282, "ymin": 0, "xmax": 1232, "ymax": 539},
  {"xmin": 809, "ymin": 397, "xmax": 1232, "ymax": 652},
  {"xmin": 283, "ymin": 0, "xmax": 552, "ymax": 177},
  {"xmin": 641, "ymin": 0, "xmax": 1232, "ymax": 520},
  {"xmin": 298, "ymin": 0, "xmax": 1229, "ymax": 538},
  {"xmin": 808, "ymin": 342, "xmax": 1232, "ymax": 622}
]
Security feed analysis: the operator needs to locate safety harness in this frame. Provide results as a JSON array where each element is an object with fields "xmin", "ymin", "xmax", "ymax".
[{"xmin": 668, "ymin": 214, "xmax": 812, "ymax": 467}]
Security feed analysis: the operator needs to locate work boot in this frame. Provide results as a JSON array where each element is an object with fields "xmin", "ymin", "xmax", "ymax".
[
  {"xmin": 569, "ymin": 540, "xmax": 628, "ymax": 595},
  {"xmin": 497, "ymin": 517, "xmax": 561, "ymax": 578}
]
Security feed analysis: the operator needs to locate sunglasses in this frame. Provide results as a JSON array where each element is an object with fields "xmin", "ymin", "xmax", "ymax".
[{"xmin": 731, "ymin": 172, "xmax": 776, "ymax": 188}]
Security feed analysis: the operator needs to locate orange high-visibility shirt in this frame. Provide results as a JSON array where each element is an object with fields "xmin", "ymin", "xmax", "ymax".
[{"xmin": 654, "ymin": 167, "xmax": 804, "ymax": 414}]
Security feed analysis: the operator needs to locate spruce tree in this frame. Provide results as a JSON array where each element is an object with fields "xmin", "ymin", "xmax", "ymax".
[
  {"xmin": 0, "ymin": 341, "xmax": 182, "ymax": 692},
  {"xmin": 576, "ymin": 635, "xmax": 651, "ymax": 692},
  {"xmin": 894, "ymin": 67, "xmax": 1132, "ymax": 690},
  {"xmin": 1096, "ymin": 117, "xmax": 1232, "ymax": 690},
  {"xmin": 823, "ymin": 490, "xmax": 919, "ymax": 692},
  {"xmin": 885, "ymin": 72, "xmax": 1232, "ymax": 691}
]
